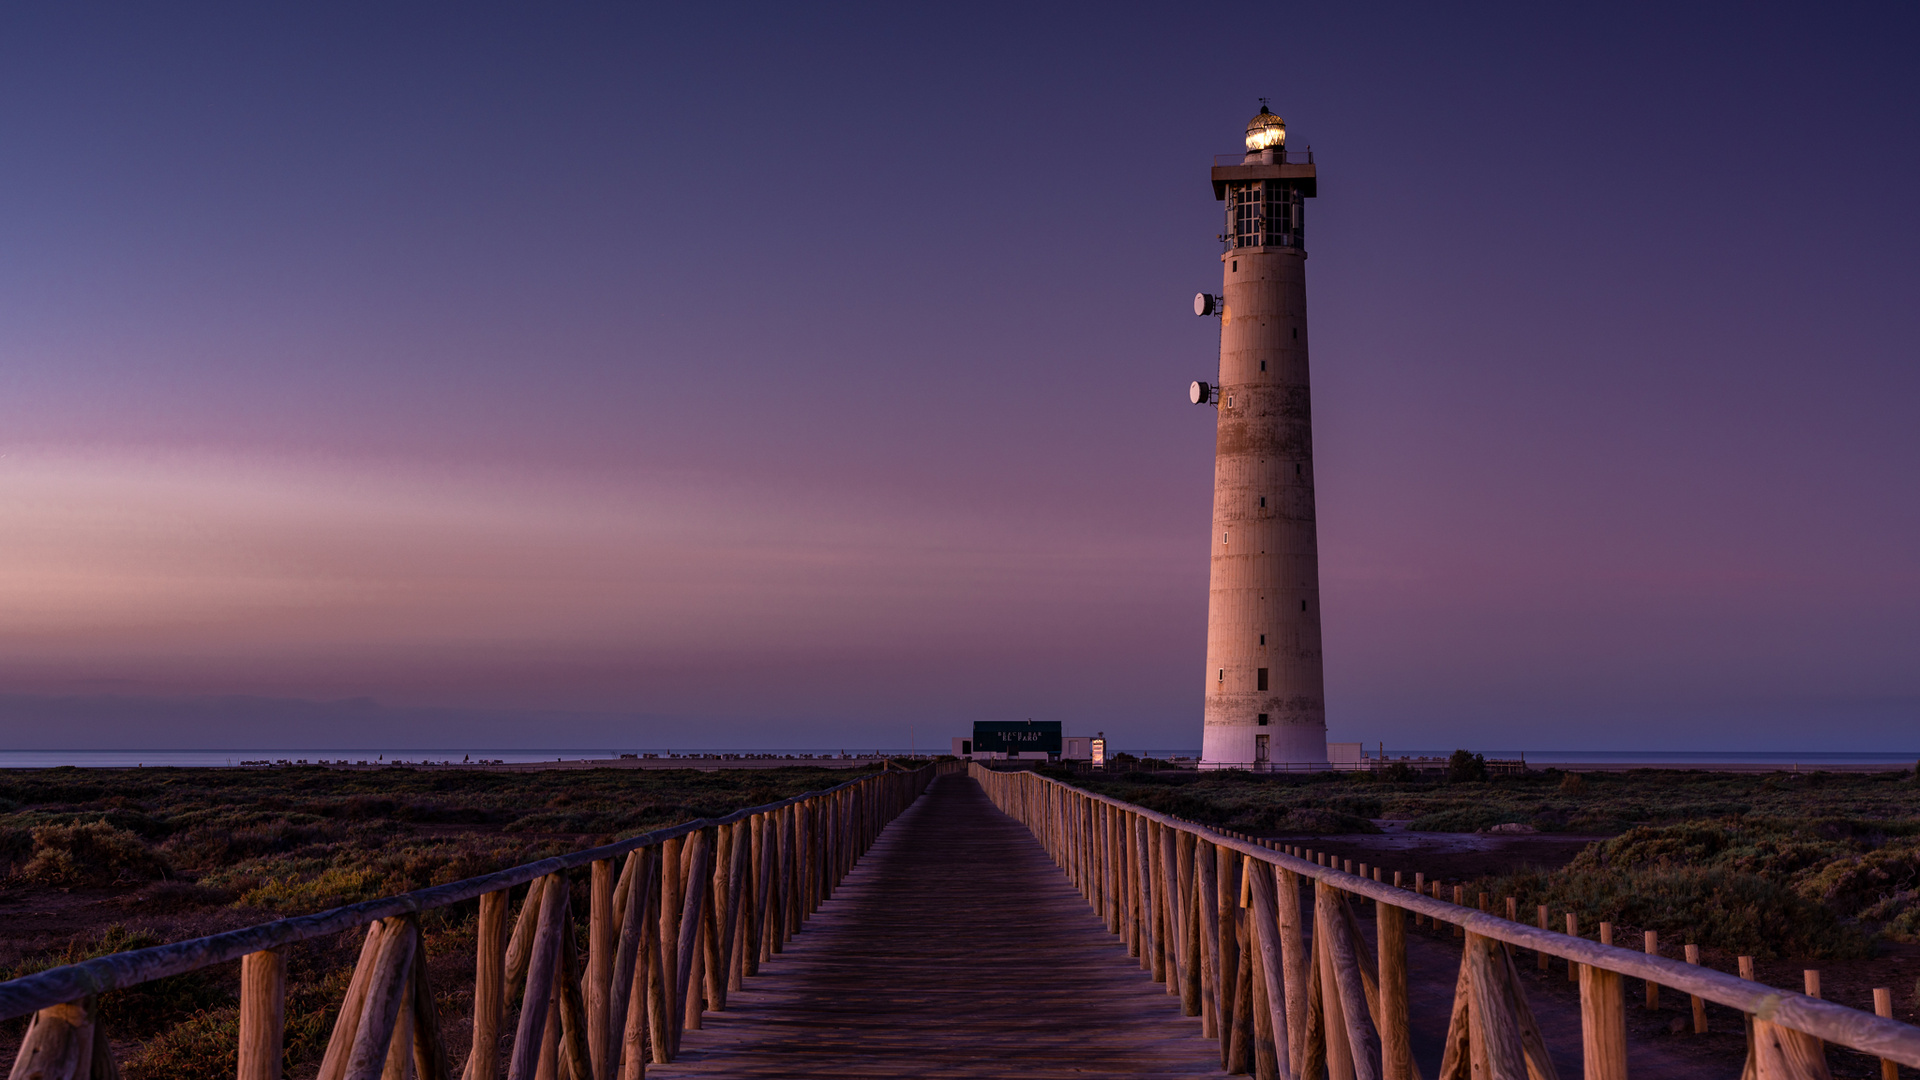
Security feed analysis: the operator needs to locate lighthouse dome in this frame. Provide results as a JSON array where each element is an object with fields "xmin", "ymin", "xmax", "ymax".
[{"xmin": 1244, "ymin": 106, "xmax": 1286, "ymax": 152}]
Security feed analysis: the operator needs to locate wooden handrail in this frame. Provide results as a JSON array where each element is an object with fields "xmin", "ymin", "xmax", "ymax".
[
  {"xmin": 1, "ymin": 760, "xmax": 955, "ymax": 1079},
  {"xmin": 0, "ymin": 765, "xmax": 932, "ymax": 1021},
  {"xmin": 970, "ymin": 762, "xmax": 1920, "ymax": 1073}
]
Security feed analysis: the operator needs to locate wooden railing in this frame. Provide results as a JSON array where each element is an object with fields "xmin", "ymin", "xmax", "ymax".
[
  {"xmin": 971, "ymin": 763, "xmax": 1920, "ymax": 1080},
  {"xmin": 0, "ymin": 761, "xmax": 956, "ymax": 1080}
]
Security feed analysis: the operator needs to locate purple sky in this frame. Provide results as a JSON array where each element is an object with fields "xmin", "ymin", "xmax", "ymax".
[{"xmin": 1, "ymin": 4, "xmax": 1915, "ymax": 753}]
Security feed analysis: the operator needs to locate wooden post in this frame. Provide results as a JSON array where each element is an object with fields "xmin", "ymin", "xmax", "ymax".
[
  {"xmin": 238, "ymin": 949, "xmax": 286, "ymax": 1080},
  {"xmin": 509, "ymin": 879, "xmax": 566, "ymax": 1080},
  {"xmin": 409, "ymin": 921, "xmax": 453, "ymax": 1080},
  {"xmin": 11, "ymin": 996, "xmax": 99, "ymax": 1080},
  {"xmin": 753, "ymin": 814, "xmax": 775, "ymax": 968},
  {"xmin": 588, "ymin": 859, "xmax": 615, "ymax": 1079},
  {"xmin": 1436, "ymin": 950, "xmax": 1471, "ymax": 1080},
  {"xmin": 1874, "ymin": 989, "xmax": 1898, "ymax": 1080},
  {"xmin": 774, "ymin": 807, "xmax": 795, "ymax": 953},
  {"xmin": 1464, "ymin": 933, "xmax": 1526, "ymax": 1080},
  {"xmin": 1229, "ymin": 906, "xmax": 1256, "ymax": 1075},
  {"xmin": 534, "ymin": 987, "xmax": 560, "ymax": 1080},
  {"xmin": 1247, "ymin": 860, "xmax": 1292, "ymax": 1075},
  {"xmin": 1178, "ymin": 830, "xmax": 1202, "ymax": 1017},
  {"xmin": 1498, "ymin": 938, "xmax": 1560, "ymax": 1080},
  {"xmin": 801, "ymin": 799, "xmax": 817, "ymax": 920},
  {"xmin": 1638, "ymin": 930, "xmax": 1659, "ymax": 1010},
  {"xmin": 737, "ymin": 815, "xmax": 759, "ymax": 978},
  {"xmin": 468, "ymin": 891, "xmax": 507, "ymax": 1080},
  {"xmin": 1414, "ymin": 874, "xmax": 1425, "ymax": 927},
  {"xmin": 701, "ymin": 826, "xmax": 731, "ymax": 1014},
  {"xmin": 1137, "ymin": 816, "xmax": 1156, "ymax": 972},
  {"xmin": 675, "ymin": 830, "xmax": 714, "ymax": 1046},
  {"xmin": 1753, "ymin": 1016, "xmax": 1833, "ymax": 1080},
  {"xmin": 317, "ymin": 922, "xmax": 388, "ymax": 1080},
  {"xmin": 1217, "ymin": 842, "xmax": 1241, "ymax": 1067},
  {"xmin": 1160, "ymin": 821, "xmax": 1181, "ymax": 995},
  {"xmin": 1376, "ymin": 897, "xmax": 1412, "ymax": 1080},
  {"xmin": 723, "ymin": 819, "xmax": 750, "ymax": 998},
  {"xmin": 1249, "ymin": 911, "xmax": 1279, "ymax": 1080},
  {"xmin": 502, "ymin": 877, "xmax": 546, "ymax": 1010},
  {"xmin": 1319, "ymin": 881, "xmax": 1380, "ymax": 1080},
  {"xmin": 554, "ymin": 909, "xmax": 595, "ymax": 1080},
  {"xmin": 658, "ymin": 835, "xmax": 683, "ymax": 1029},
  {"xmin": 347, "ymin": 916, "xmax": 418, "ymax": 1080},
  {"xmin": 1740, "ymin": 955, "xmax": 1756, "ymax": 1059},
  {"xmin": 1579, "ymin": 963, "xmax": 1627, "ymax": 1080},
  {"xmin": 1804, "ymin": 971, "xmax": 1827, "ymax": 1061},
  {"xmin": 1537, "ymin": 905, "xmax": 1550, "ymax": 972},
  {"xmin": 1149, "ymin": 821, "xmax": 1168, "ymax": 984},
  {"xmin": 1566, "ymin": 913, "xmax": 1580, "ymax": 982},
  {"xmin": 648, "ymin": 854, "xmax": 675, "ymax": 1066},
  {"xmin": 384, "ymin": 964, "xmax": 416, "ymax": 1080},
  {"xmin": 1452, "ymin": 885, "xmax": 1465, "ymax": 938},
  {"xmin": 1681, "ymin": 943, "xmax": 1707, "ymax": 1033},
  {"xmin": 684, "ymin": 876, "xmax": 710, "ymax": 1033},
  {"xmin": 607, "ymin": 848, "xmax": 657, "ymax": 1080},
  {"xmin": 1317, "ymin": 909, "xmax": 1356, "ymax": 1080},
  {"xmin": 1277, "ymin": 867, "xmax": 1309, "ymax": 1079},
  {"xmin": 1196, "ymin": 839, "xmax": 1222, "ymax": 1040}
]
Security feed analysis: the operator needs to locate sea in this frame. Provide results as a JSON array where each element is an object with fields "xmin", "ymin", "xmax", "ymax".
[{"xmin": 0, "ymin": 748, "xmax": 1911, "ymax": 769}]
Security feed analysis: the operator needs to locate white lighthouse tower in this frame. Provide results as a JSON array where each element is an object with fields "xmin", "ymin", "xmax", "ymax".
[{"xmin": 1193, "ymin": 105, "xmax": 1326, "ymax": 768}]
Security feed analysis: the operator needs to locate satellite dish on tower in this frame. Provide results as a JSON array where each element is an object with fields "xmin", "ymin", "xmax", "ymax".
[
  {"xmin": 1189, "ymin": 380, "xmax": 1213, "ymax": 405},
  {"xmin": 1193, "ymin": 293, "xmax": 1218, "ymax": 317}
]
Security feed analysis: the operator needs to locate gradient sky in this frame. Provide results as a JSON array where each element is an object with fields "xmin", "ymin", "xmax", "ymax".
[{"xmin": 1, "ymin": 3, "xmax": 1915, "ymax": 752}]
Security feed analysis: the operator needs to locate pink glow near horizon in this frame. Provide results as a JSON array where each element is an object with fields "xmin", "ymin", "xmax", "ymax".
[{"xmin": 1, "ymin": 4, "xmax": 1915, "ymax": 751}]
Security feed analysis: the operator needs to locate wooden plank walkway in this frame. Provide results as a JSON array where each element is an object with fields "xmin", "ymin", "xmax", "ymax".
[{"xmin": 650, "ymin": 773, "xmax": 1224, "ymax": 1078}]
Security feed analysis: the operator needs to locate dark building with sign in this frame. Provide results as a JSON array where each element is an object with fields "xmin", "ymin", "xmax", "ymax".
[{"xmin": 953, "ymin": 721, "xmax": 1094, "ymax": 762}]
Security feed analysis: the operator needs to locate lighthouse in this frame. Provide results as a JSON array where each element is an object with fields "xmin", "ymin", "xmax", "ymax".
[{"xmin": 1193, "ymin": 105, "xmax": 1326, "ymax": 768}]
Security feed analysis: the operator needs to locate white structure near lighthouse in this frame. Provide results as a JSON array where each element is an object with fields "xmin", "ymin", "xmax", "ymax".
[{"xmin": 1193, "ymin": 105, "xmax": 1327, "ymax": 768}]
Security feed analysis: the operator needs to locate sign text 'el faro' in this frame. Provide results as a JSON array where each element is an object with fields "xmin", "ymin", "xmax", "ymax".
[{"xmin": 1190, "ymin": 104, "xmax": 1326, "ymax": 768}]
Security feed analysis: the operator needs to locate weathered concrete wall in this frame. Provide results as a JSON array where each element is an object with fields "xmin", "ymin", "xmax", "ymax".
[{"xmin": 1200, "ymin": 242, "xmax": 1328, "ymax": 766}]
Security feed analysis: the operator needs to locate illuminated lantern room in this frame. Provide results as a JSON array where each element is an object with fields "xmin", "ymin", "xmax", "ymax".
[
  {"xmin": 1244, "ymin": 105, "xmax": 1286, "ymax": 154},
  {"xmin": 1213, "ymin": 102, "xmax": 1315, "ymax": 251}
]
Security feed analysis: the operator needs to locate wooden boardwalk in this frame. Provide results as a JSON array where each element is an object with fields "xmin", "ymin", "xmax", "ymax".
[{"xmin": 650, "ymin": 773, "xmax": 1224, "ymax": 1078}]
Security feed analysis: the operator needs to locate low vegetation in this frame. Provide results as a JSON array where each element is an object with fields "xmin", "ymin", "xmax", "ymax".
[
  {"xmin": 1061, "ymin": 762, "xmax": 1920, "ymax": 959},
  {"xmin": 0, "ymin": 763, "xmax": 882, "ymax": 1076}
]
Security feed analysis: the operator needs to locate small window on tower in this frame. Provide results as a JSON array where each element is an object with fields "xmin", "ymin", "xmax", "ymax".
[
  {"xmin": 1218, "ymin": 668, "xmax": 1225, "ymax": 682},
  {"xmin": 1301, "ymin": 600, "xmax": 1308, "ymax": 612},
  {"xmin": 1258, "ymin": 713, "xmax": 1269, "ymax": 726},
  {"xmin": 1259, "ymin": 496, "xmax": 1266, "ymax": 507},
  {"xmin": 1292, "ymin": 328, "xmax": 1298, "ymax": 339},
  {"xmin": 1260, "ymin": 360, "xmax": 1266, "ymax": 371},
  {"xmin": 1257, "ymin": 668, "xmax": 1269, "ymax": 691},
  {"xmin": 1296, "ymin": 463, "xmax": 1302, "ymax": 477},
  {"xmin": 1259, "ymin": 634, "xmax": 1266, "ymax": 645},
  {"xmin": 1232, "ymin": 260, "xmax": 1238, "ymax": 271}
]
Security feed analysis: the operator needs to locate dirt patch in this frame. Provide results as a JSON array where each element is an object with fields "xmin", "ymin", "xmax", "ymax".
[{"xmin": 1270, "ymin": 825, "xmax": 1608, "ymax": 882}]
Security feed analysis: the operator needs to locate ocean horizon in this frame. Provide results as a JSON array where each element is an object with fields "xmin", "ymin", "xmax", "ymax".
[{"xmin": 0, "ymin": 748, "xmax": 1913, "ymax": 768}]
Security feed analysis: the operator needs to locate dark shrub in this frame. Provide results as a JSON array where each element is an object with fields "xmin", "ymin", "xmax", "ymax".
[
  {"xmin": 16, "ymin": 822, "xmax": 170, "ymax": 885},
  {"xmin": 1448, "ymin": 750, "xmax": 1487, "ymax": 783}
]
